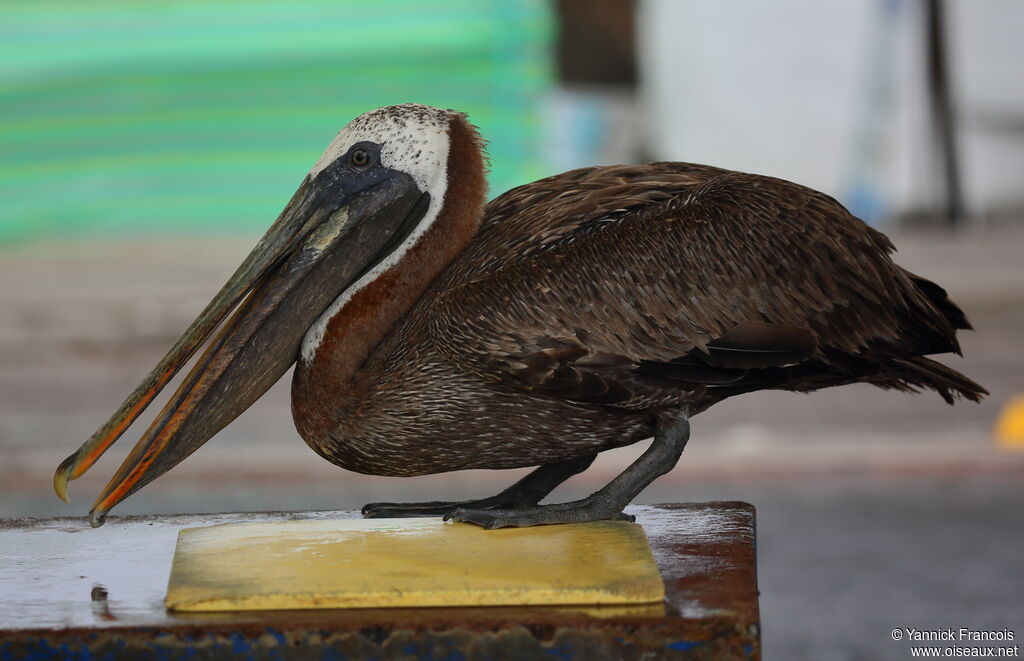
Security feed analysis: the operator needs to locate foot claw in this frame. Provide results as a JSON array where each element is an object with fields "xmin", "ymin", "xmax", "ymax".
[{"xmin": 444, "ymin": 508, "xmax": 513, "ymax": 529}]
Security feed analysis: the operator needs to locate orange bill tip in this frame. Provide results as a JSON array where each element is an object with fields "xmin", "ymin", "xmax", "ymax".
[{"xmin": 53, "ymin": 455, "xmax": 75, "ymax": 504}]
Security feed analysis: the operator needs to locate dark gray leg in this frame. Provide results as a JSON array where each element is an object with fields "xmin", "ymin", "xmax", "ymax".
[
  {"xmin": 361, "ymin": 453, "xmax": 597, "ymax": 518},
  {"xmin": 445, "ymin": 410, "xmax": 690, "ymax": 529}
]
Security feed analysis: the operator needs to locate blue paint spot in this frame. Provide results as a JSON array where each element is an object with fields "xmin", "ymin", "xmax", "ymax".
[
  {"xmin": 230, "ymin": 632, "xmax": 251, "ymax": 656},
  {"xmin": 743, "ymin": 642, "xmax": 755, "ymax": 658},
  {"xmin": 1, "ymin": 639, "xmax": 61, "ymax": 661},
  {"xmin": 262, "ymin": 628, "xmax": 287, "ymax": 661},
  {"xmin": 62, "ymin": 641, "xmax": 93, "ymax": 661},
  {"xmin": 545, "ymin": 644, "xmax": 574, "ymax": 660},
  {"xmin": 667, "ymin": 639, "xmax": 703, "ymax": 651}
]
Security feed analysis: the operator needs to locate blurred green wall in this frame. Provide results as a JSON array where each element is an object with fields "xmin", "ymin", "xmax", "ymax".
[{"xmin": 0, "ymin": 0, "xmax": 552, "ymax": 243}]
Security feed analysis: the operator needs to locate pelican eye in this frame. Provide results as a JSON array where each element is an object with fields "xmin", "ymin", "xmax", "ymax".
[{"xmin": 350, "ymin": 147, "xmax": 371, "ymax": 168}]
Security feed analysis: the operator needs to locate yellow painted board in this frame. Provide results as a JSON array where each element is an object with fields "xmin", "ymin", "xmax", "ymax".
[{"xmin": 165, "ymin": 518, "xmax": 665, "ymax": 612}]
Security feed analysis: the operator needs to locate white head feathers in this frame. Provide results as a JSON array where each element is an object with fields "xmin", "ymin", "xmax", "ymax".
[
  {"xmin": 299, "ymin": 104, "xmax": 454, "ymax": 363},
  {"xmin": 309, "ymin": 103, "xmax": 452, "ymax": 196}
]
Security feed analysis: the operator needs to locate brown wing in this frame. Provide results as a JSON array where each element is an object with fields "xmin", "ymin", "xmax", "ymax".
[{"xmin": 427, "ymin": 164, "xmax": 981, "ymax": 409}]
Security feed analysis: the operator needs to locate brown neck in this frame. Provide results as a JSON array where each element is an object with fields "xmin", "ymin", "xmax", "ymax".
[{"xmin": 292, "ymin": 114, "xmax": 486, "ymax": 436}]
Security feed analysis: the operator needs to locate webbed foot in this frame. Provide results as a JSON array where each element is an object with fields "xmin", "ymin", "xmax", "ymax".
[
  {"xmin": 361, "ymin": 453, "xmax": 597, "ymax": 519},
  {"xmin": 446, "ymin": 410, "xmax": 690, "ymax": 530},
  {"xmin": 444, "ymin": 499, "xmax": 635, "ymax": 529}
]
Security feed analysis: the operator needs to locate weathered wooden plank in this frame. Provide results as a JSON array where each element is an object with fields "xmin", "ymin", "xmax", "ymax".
[{"xmin": 0, "ymin": 502, "xmax": 760, "ymax": 660}]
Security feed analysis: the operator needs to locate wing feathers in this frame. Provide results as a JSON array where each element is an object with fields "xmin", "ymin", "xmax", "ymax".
[
  {"xmin": 425, "ymin": 163, "xmax": 981, "ymax": 409},
  {"xmin": 699, "ymin": 321, "xmax": 818, "ymax": 369}
]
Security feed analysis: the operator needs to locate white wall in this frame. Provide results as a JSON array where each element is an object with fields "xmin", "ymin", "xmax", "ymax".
[
  {"xmin": 637, "ymin": 0, "xmax": 1024, "ymax": 224},
  {"xmin": 949, "ymin": 0, "xmax": 1024, "ymax": 216}
]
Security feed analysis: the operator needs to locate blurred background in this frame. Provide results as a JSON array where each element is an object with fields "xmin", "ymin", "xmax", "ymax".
[{"xmin": 1, "ymin": 0, "xmax": 1021, "ymax": 658}]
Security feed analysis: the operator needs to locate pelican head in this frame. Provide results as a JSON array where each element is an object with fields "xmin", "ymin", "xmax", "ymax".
[{"xmin": 53, "ymin": 104, "xmax": 468, "ymax": 526}]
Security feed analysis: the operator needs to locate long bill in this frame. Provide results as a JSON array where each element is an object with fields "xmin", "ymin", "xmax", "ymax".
[{"xmin": 53, "ymin": 167, "xmax": 428, "ymax": 526}]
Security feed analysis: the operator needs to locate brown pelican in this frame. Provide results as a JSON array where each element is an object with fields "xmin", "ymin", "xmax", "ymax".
[{"xmin": 54, "ymin": 104, "xmax": 986, "ymax": 529}]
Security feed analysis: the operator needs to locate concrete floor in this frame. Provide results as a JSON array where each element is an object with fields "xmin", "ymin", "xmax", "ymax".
[{"xmin": 1, "ymin": 227, "xmax": 1022, "ymax": 659}]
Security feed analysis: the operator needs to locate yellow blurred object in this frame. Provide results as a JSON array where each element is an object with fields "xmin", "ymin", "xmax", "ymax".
[
  {"xmin": 165, "ymin": 518, "xmax": 665, "ymax": 612},
  {"xmin": 995, "ymin": 395, "xmax": 1024, "ymax": 449}
]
